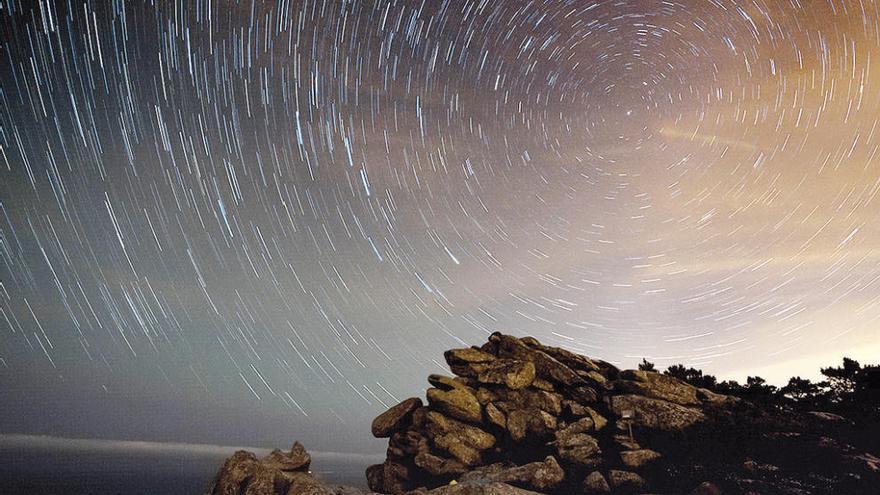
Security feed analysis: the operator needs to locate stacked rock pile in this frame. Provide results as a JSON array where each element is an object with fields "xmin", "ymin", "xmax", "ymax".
[{"xmin": 367, "ymin": 332, "xmax": 733, "ymax": 494}]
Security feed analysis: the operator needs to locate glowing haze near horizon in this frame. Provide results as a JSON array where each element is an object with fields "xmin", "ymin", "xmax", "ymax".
[{"xmin": 1, "ymin": 0, "xmax": 880, "ymax": 451}]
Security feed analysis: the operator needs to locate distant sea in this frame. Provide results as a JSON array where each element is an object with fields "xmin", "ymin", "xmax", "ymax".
[{"xmin": 0, "ymin": 434, "xmax": 382, "ymax": 495}]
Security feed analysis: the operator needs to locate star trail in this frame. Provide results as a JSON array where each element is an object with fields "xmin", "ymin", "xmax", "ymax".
[{"xmin": 1, "ymin": 0, "xmax": 880, "ymax": 450}]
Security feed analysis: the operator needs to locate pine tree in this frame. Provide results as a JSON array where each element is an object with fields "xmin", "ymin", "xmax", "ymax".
[{"xmin": 638, "ymin": 358, "xmax": 656, "ymax": 372}]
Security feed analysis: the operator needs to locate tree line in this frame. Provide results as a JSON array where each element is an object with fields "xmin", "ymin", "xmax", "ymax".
[{"xmin": 637, "ymin": 357, "xmax": 880, "ymax": 422}]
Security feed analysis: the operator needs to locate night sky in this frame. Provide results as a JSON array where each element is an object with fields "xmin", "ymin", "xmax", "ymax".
[{"xmin": 2, "ymin": 0, "xmax": 880, "ymax": 453}]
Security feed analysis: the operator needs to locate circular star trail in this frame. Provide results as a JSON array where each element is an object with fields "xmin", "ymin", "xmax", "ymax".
[{"xmin": 1, "ymin": 0, "xmax": 880, "ymax": 449}]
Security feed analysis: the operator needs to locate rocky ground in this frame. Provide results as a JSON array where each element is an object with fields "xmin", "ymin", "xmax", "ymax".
[{"xmin": 207, "ymin": 333, "xmax": 880, "ymax": 495}]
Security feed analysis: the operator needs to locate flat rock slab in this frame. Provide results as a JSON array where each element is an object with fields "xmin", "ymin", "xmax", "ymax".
[
  {"xmin": 615, "ymin": 370, "xmax": 700, "ymax": 406},
  {"xmin": 457, "ymin": 456, "xmax": 565, "ymax": 492},
  {"xmin": 427, "ymin": 387, "xmax": 483, "ymax": 424},
  {"xmin": 620, "ymin": 448, "xmax": 662, "ymax": 468},
  {"xmin": 372, "ymin": 397, "xmax": 424, "ymax": 438},
  {"xmin": 475, "ymin": 359, "xmax": 536, "ymax": 390},
  {"xmin": 609, "ymin": 394, "xmax": 706, "ymax": 431}
]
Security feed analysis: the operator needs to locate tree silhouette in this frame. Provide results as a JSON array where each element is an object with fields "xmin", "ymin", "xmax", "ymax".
[
  {"xmin": 821, "ymin": 357, "xmax": 861, "ymax": 404},
  {"xmin": 853, "ymin": 364, "xmax": 880, "ymax": 420},
  {"xmin": 638, "ymin": 358, "xmax": 656, "ymax": 372},
  {"xmin": 779, "ymin": 376, "xmax": 823, "ymax": 403},
  {"xmin": 746, "ymin": 376, "xmax": 776, "ymax": 393},
  {"xmin": 664, "ymin": 364, "xmax": 718, "ymax": 390},
  {"xmin": 715, "ymin": 380, "xmax": 743, "ymax": 396},
  {"xmin": 634, "ymin": 355, "xmax": 878, "ymax": 422}
]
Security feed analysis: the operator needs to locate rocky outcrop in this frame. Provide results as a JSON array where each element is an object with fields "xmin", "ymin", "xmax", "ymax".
[
  {"xmin": 206, "ymin": 442, "xmax": 341, "ymax": 495},
  {"xmin": 209, "ymin": 333, "xmax": 880, "ymax": 495},
  {"xmin": 366, "ymin": 332, "xmax": 880, "ymax": 494},
  {"xmin": 366, "ymin": 332, "xmax": 732, "ymax": 494},
  {"xmin": 207, "ymin": 442, "xmax": 541, "ymax": 495}
]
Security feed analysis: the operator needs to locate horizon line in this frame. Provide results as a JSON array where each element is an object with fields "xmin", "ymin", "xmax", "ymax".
[{"xmin": 0, "ymin": 433, "xmax": 383, "ymax": 461}]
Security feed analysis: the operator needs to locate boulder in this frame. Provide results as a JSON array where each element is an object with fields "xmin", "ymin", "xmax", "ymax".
[
  {"xmin": 285, "ymin": 471, "xmax": 335, "ymax": 495},
  {"xmin": 562, "ymin": 400, "xmax": 588, "ymax": 417},
  {"xmin": 411, "ymin": 407, "xmax": 430, "ymax": 430},
  {"xmin": 619, "ymin": 449, "xmax": 661, "ymax": 468},
  {"xmin": 239, "ymin": 467, "xmax": 277, "ymax": 495},
  {"xmin": 415, "ymin": 450, "xmax": 469, "ymax": 477},
  {"xmin": 580, "ymin": 370, "xmax": 609, "ymax": 387},
  {"xmin": 485, "ymin": 402, "xmax": 507, "ymax": 429},
  {"xmin": 388, "ymin": 430, "xmax": 426, "ymax": 459},
  {"xmin": 373, "ymin": 398, "xmax": 424, "ymax": 438},
  {"xmin": 583, "ymin": 407, "xmax": 608, "ymax": 431},
  {"xmin": 697, "ymin": 387, "xmax": 740, "ymax": 406},
  {"xmin": 612, "ymin": 434, "xmax": 641, "ymax": 451},
  {"xmin": 506, "ymin": 408, "xmax": 557, "ymax": 443},
  {"xmin": 570, "ymin": 386, "xmax": 599, "ymax": 403},
  {"xmin": 582, "ymin": 471, "xmax": 611, "ymax": 494},
  {"xmin": 435, "ymin": 437, "xmax": 484, "ymax": 467},
  {"xmin": 366, "ymin": 463, "xmax": 385, "ymax": 493},
  {"xmin": 262, "ymin": 441, "xmax": 311, "ymax": 472},
  {"xmin": 426, "ymin": 411, "xmax": 495, "ymax": 466},
  {"xmin": 556, "ymin": 416, "xmax": 596, "ymax": 437},
  {"xmin": 531, "ymin": 377, "xmax": 556, "ymax": 391},
  {"xmin": 492, "ymin": 388, "xmax": 563, "ymax": 416},
  {"xmin": 476, "ymin": 359, "xmax": 536, "ymax": 390},
  {"xmin": 429, "ymin": 374, "xmax": 477, "ymax": 392},
  {"xmin": 552, "ymin": 432, "xmax": 601, "ymax": 466},
  {"xmin": 445, "ymin": 347, "xmax": 498, "ymax": 364},
  {"xmin": 208, "ymin": 444, "xmax": 358, "ymax": 495},
  {"xmin": 207, "ymin": 451, "xmax": 264, "ymax": 495},
  {"xmin": 492, "ymin": 334, "xmax": 584, "ymax": 387},
  {"xmin": 475, "ymin": 387, "xmax": 498, "ymax": 406},
  {"xmin": 427, "ymin": 387, "xmax": 483, "ymax": 423},
  {"xmin": 518, "ymin": 338, "xmax": 603, "ymax": 374},
  {"xmin": 377, "ymin": 460, "xmax": 413, "ymax": 494},
  {"xmin": 614, "ymin": 370, "xmax": 700, "ymax": 406},
  {"xmin": 608, "ymin": 394, "xmax": 706, "ymax": 431},
  {"xmin": 458, "ymin": 456, "xmax": 565, "ymax": 492},
  {"xmin": 607, "ymin": 470, "xmax": 647, "ymax": 492},
  {"xmin": 445, "ymin": 348, "xmax": 497, "ymax": 378}
]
